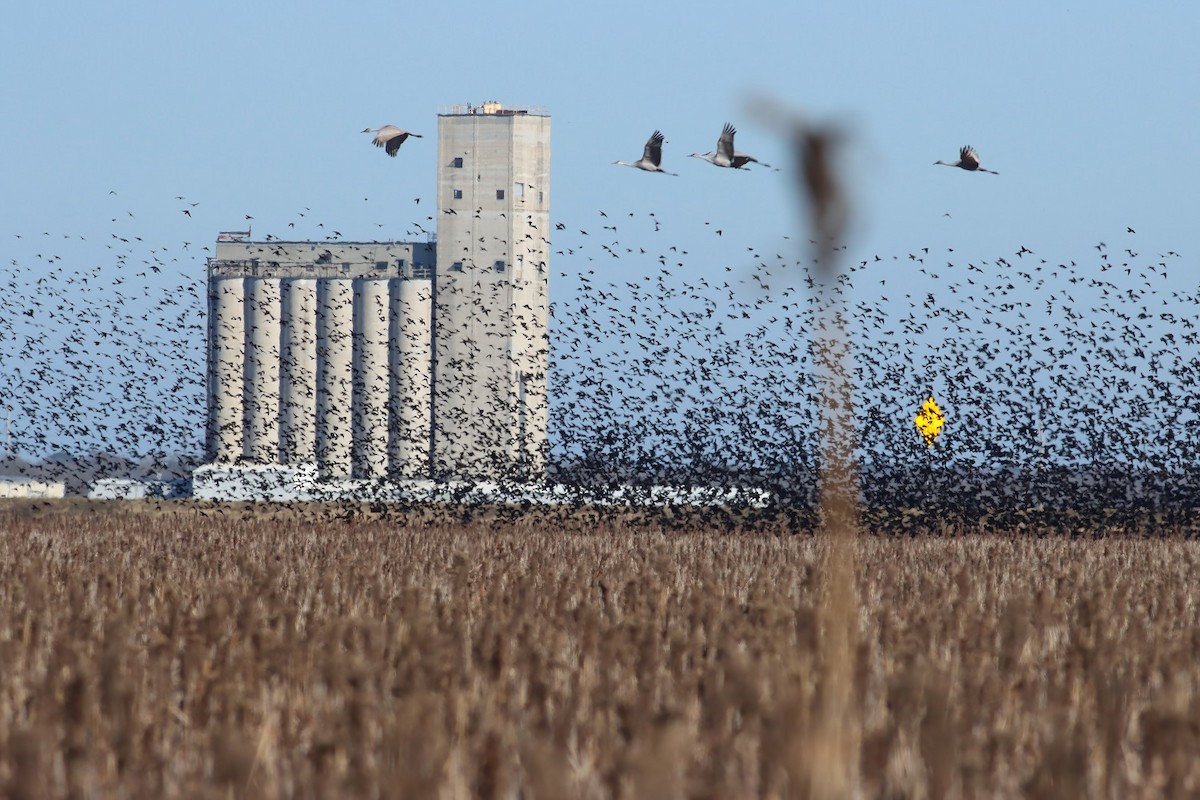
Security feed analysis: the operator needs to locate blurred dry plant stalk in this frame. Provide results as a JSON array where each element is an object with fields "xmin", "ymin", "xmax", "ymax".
[{"xmin": 751, "ymin": 95, "xmax": 861, "ymax": 797}]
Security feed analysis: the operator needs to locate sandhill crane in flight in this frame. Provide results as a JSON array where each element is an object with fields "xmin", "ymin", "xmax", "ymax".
[
  {"xmin": 690, "ymin": 123, "xmax": 771, "ymax": 169},
  {"xmin": 613, "ymin": 130, "xmax": 677, "ymax": 175},
  {"xmin": 363, "ymin": 125, "xmax": 422, "ymax": 156},
  {"xmin": 934, "ymin": 145, "xmax": 998, "ymax": 174}
]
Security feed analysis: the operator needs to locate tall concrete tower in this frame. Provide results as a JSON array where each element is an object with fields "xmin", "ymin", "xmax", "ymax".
[{"xmin": 434, "ymin": 102, "xmax": 550, "ymax": 480}]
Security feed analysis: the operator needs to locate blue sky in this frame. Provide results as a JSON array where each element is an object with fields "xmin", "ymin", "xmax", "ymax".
[
  {"xmin": 6, "ymin": 2, "xmax": 1195, "ymax": 257},
  {"xmin": 3, "ymin": 1, "xmax": 1198, "ymax": 462}
]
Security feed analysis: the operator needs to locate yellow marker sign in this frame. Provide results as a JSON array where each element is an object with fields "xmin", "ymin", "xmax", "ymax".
[{"xmin": 915, "ymin": 395, "xmax": 945, "ymax": 447}]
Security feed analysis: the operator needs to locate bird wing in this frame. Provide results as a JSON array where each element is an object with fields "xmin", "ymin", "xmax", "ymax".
[
  {"xmin": 718, "ymin": 123, "xmax": 737, "ymax": 161},
  {"xmin": 958, "ymin": 146, "xmax": 981, "ymax": 169},
  {"xmin": 384, "ymin": 132, "xmax": 410, "ymax": 156},
  {"xmin": 372, "ymin": 129, "xmax": 393, "ymax": 147},
  {"xmin": 644, "ymin": 131, "xmax": 665, "ymax": 167}
]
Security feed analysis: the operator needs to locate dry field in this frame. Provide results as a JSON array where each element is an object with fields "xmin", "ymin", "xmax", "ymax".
[{"xmin": 1, "ymin": 500, "xmax": 1199, "ymax": 799}]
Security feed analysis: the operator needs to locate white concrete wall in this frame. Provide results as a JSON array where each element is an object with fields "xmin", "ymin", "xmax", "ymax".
[
  {"xmin": 279, "ymin": 278, "xmax": 317, "ymax": 464},
  {"xmin": 389, "ymin": 279, "xmax": 433, "ymax": 477},
  {"xmin": 211, "ymin": 277, "xmax": 246, "ymax": 462},
  {"xmin": 316, "ymin": 279, "xmax": 354, "ymax": 479},
  {"xmin": 352, "ymin": 279, "xmax": 391, "ymax": 479}
]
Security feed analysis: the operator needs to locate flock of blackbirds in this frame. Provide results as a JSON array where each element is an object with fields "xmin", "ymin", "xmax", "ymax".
[
  {"xmin": 544, "ymin": 215, "xmax": 1196, "ymax": 506},
  {"xmin": 2, "ymin": 121, "xmax": 1196, "ymax": 510}
]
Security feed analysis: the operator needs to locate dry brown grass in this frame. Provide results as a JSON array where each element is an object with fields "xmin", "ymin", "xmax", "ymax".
[{"xmin": 2, "ymin": 501, "xmax": 1199, "ymax": 798}]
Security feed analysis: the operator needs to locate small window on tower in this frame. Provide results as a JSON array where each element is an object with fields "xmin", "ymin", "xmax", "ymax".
[
  {"xmin": 494, "ymin": 260, "xmax": 506, "ymax": 273},
  {"xmin": 452, "ymin": 157, "xmax": 464, "ymax": 168},
  {"xmin": 452, "ymin": 189, "xmax": 463, "ymax": 200},
  {"xmin": 450, "ymin": 261, "xmax": 464, "ymax": 273},
  {"xmin": 396, "ymin": 258, "xmax": 406, "ymax": 268},
  {"xmin": 513, "ymin": 182, "xmax": 525, "ymax": 199},
  {"xmin": 538, "ymin": 191, "xmax": 544, "ymax": 205},
  {"xmin": 375, "ymin": 261, "xmax": 387, "ymax": 270},
  {"xmin": 496, "ymin": 189, "xmax": 505, "ymax": 200}
]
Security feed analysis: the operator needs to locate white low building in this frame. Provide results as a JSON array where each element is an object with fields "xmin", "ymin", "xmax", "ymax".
[
  {"xmin": 88, "ymin": 478, "xmax": 190, "ymax": 500},
  {"xmin": 0, "ymin": 478, "xmax": 66, "ymax": 499}
]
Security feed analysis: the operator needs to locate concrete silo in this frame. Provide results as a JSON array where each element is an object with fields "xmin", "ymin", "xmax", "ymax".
[
  {"xmin": 207, "ymin": 275, "xmax": 245, "ymax": 463},
  {"xmin": 243, "ymin": 277, "xmax": 282, "ymax": 463},
  {"xmin": 279, "ymin": 278, "xmax": 317, "ymax": 465},
  {"xmin": 316, "ymin": 277, "xmax": 355, "ymax": 480},
  {"xmin": 204, "ymin": 238, "xmax": 437, "ymax": 484},
  {"xmin": 201, "ymin": 100, "xmax": 553, "ymax": 492},
  {"xmin": 352, "ymin": 278, "xmax": 391, "ymax": 479},
  {"xmin": 389, "ymin": 277, "xmax": 433, "ymax": 477}
]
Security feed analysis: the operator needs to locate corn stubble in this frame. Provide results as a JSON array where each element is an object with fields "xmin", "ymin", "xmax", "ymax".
[{"xmin": 2, "ymin": 504, "xmax": 1200, "ymax": 798}]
